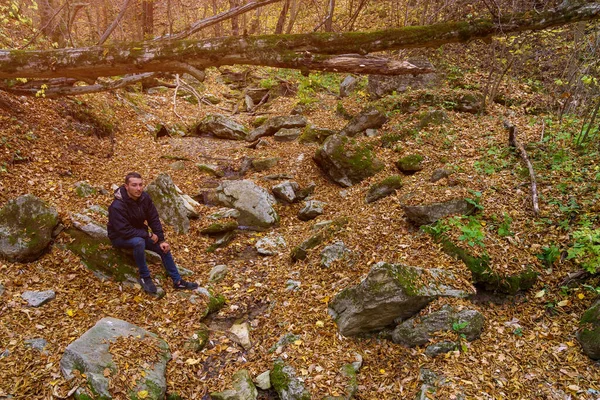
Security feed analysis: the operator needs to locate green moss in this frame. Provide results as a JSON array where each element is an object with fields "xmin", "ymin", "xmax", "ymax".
[
  {"xmin": 331, "ymin": 136, "xmax": 383, "ymax": 174},
  {"xmin": 252, "ymin": 115, "xmax": 268, "ymax": 127},
  {"xmin": 298, "ymin": 126, "xmax": 336, "ymax": 144},
  {"xmin": 389, "ymin": 265, "xmax": 419, "ymax": 296},
  {"xmin": 270, "ymin": 360, "xmax": 290, "ymax": 392},
  {"xmin": 200, "ymin": 222, "xmax": 238, "ymax": 234},
  {"xmin": 581, "ymin": 302, "xmax": 600, "ymax": 324},
  {"xmin": 396, "ymin": 154, "xmax": 424, "ymax": 173},
  {"xmin": 207, "ymin": 293, "xmax": 226, "ymax": 314}
]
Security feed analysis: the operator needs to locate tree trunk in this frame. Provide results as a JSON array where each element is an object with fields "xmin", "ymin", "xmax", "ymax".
[
  {"xmin": 142, "ymin": 1, "xmax": 154, "ymax": 39},
  {"xmin": 229, "ymin": 0, "xmax": 240, "ymax": 36},
  {"xmin": 324, "ymin": 0, "xmax": 335, "ymax": 31},
  {"xmin": 285, "ymin": 0, "xmax": 298, "ymax": 34},
  {"xmin": 212, "ymin": 0, "xmax": 222, "ymax": 37},
  {"xmin": 275, "ymin": 0, "xmax": 291, "ymax": 34}
]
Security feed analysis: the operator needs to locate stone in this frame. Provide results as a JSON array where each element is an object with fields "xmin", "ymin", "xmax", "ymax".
[
  {"xmin": 230, "ymin": 322, "xmax": 252, "ymax": 350},
  {"xmin": 403, "ymin": 198, "xmax": 476, "ymax": 226},
  {"xmin": 418, "ymin": 110, "xmax": 450, "ymax": 129},
  {"xmin": 209, "ymin": 265, "xmax": 228, "ymax": 282},
  {"xmin": 298, "ymin": 126, "xmax": 337, "ymax": 144},
  {"xmin": 269, "ymin": 333, "xmax": 301, "ymax": 353},
  {"xmin": 577, "ymin": 299, "xmax": 600, "ymax": 360},
  {"xmin": 189, "ymin": 288, "xmax": 226, "ymax": 317},
  {"xmin": 60, "ymin": 317, "xmax": 170, "ymax": 400},
  {"xmin": 70, "ymin": 213, "xmax": 108, "ymax": 238},
  {"xmin": 246, "ymin": 115, "xmax": 307, "ymax": 142},
  {"xmin": 274, "ymin": 128, "xmax": 302, "ymax": 142},
  {"xmin": 298, "ymin": 200, "xmax": 325, "ymax": 221},
  {"xmin": 272, "ymin": 181, "xmax": 300, "ymax": 203},
  {"xmin": 208, "ymin": 208, "xmax": 241, "ymax": 220},
  {"xmin": 211, "ymin": 369, "xmax": 258, "ymax": 400},
  {"xmin": 295, "ymin": 182, "xmax": 316, "ymax": 201},
  {"xmin": 339, "ymin": 75, "xmax": 358, "ymax": 98},
  {"xmin": 74, "ymin": 181, "xmax": 96, "ymax": 197},
  {"xmin": 197, "ymin": 163, "xmax": 224, "ymax": 177},
  {"xmin": 252, "ymin": 157, "xmax": 279, "ymax": 172},
  {"xmin": 271, "ymin": 359, "xmax": 311, "ymax": 400},
  {"xmin": 215, "ymin": 180, "xmax": 279, "ymax": 230},
  {"xmin": 454, "ymin": 93, "xmax": 483, "ymax": 114},
  {"xmin": 340, "ymin": 106, "xmax": 388, "ymax": 137},
  {"xmin": 321, "ymin": 241, "xmax": 352, "ymax": 268},
  {"xmin": 21, "ymin": 290, "xmax": 55, "ymax": 307},
  {"xmin": 201, "ymin": 221, "xmax": 238, "ymax": 235},
  {"xmin": 365, "ymin": 176, "xmax": 403, "ymax": 204},
  {"xmin": 391, "ymin": 305, "xmax": 484, "ymax": 346},
  {"xmin": 313, "ymin": 134, "xmax": 385, "ymax": 187},
  {"xmin": 0, "ymin": 283, "xmax": 4, "ymax": 297},
  {"xmin": 430, "ymin": 168, "xmax": 451, "ymax": 183},
  {"xmin": 255, "ymin": 370, "xmax": 271, "ymax": 390},
  {"xmin": 0, "ymin": 349, "xmax": 9, "ymax": 359},
  {"xmin": 145, "ymin": 173, "xmax": 191, "ymax": 234},
  {"xmin": 180, "ymin": 194, "xmax": 200, "ymax": 219},
  {"xmin": 208, "ymin": 231, "xmax": 236, "ymax": 252},
  {"xmin": 186, "ymin": 324, "xmax": 210, "ymax": 352},
  {"xmin": 425, "ymin": 341, "xmax": 458, "ymax": 357},
  {"xmin": 194, "ymin": 114, "xmax": 248, "ymax": 140},
  {"xmin": 169, "ymin": 160, "xmax": 185, "ymax": 170},
  {"xmin": 286, "ymin": 280, "xmax": 301, "ymax": 291},
  {"xmin": 0, "ymin": 195, "xmax": 60, "ymax": 262},
  {"xmin": 368, "ymin": 59, "xmax": 439, "ymax": 98},
  {"xmin": 365, "ymin": 128, "xmax": 379, "ymax": 137},
  {"xmin": 328, "ymin": 262, "xmax": 469, "ymax": 336},
  {"xmin": 256, "ymin": 234, "xmax": 287, "ymax": 256},
  {"xmin": 24, "ymin": 338, "xmax": 48, "ymax": 352},
  {"xmin": 291, "ymin": 217, "xmax": 348, "ymax": 262},
  {"xmin": 255, "ymin": 138, "xmax": 270, "ymax": 149},
  {"xmin": 396, "ymin": 154, "xmax": 424, "ymax": 175}
]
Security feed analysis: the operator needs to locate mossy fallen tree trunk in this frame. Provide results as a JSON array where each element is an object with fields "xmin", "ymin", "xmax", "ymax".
[{"xmin": 1, "ymin": 2, "xmax": 599, "ymax": 96}]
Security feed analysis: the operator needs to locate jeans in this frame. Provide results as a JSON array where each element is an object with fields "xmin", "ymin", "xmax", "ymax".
[{"xmin": 111, "ymin": 236, "xmax": 181, "ymax": 283}]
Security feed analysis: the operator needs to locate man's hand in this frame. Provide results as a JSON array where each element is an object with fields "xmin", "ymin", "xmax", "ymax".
[
  {"xmin": 159, "ymin": 241, "xmax": 171, "ymax": 253},
  {"xmin": 150, "ymin": 233, "xmax": 159, "ymax": 244}
]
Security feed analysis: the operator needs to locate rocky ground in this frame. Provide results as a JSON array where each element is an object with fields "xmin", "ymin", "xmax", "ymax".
[{"xmin": 0, "ymin": 62, "xmax": 599, "ymax": 399}]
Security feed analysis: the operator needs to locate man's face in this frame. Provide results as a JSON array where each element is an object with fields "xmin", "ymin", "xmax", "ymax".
[{"xmin": 125, "ymin": 177, "xmax": 144, "ymax": 200}]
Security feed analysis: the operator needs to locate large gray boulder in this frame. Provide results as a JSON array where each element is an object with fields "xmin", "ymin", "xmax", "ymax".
[
  {"xmin": 271, "ymin": 359, "xmax": 311, "ymax": 400},
  {"xmin": 365, "ymin": 176, "xmax": 402, "ymax": 204},
  {"xmin": 339, "ymin": 106, "xmax": 387, "ymax": 137},
  {"xmin": 391, "ymin": 305, "xmax": 484, "ymax": 347},
  {"xmin": 194, "ymin": 114, "xmax": 248, "ymax": 140},
  {"xmin": 145, "ymin": 173, "xmax": 192, "ymax": 234},
  {"xmin": 368, "ymin": 59, "xmax": 439, "ymax": 98},
  {"xmin": 313, "ymin": 134, "xmax": 385, "ymax": 187},
  {"xmin": 328, "ymin": 262, "xmax": 469, "ymax": 336},
  {"xmin": 577, "ymin": 299, "xmax": 600, "ymax": 360},
  {"xmin": 0, "ymin": 194, "xmax": 60, "ymax": 262},
  {"xmin": 70, "ymin": 212, "xmax": 108, "ymax": 238},
  {"xmin": 215, "ymin": 180, "xmax": 279, "ymax": 230},
  {"xmin": 339, "ymin": 75, "xmax": 358, "ymax": 98},
  {"xmin": 246, "ymin": 115, "xmax": 307, "ymax": 142},
  {"xmin": 211, "ymin": 369, "xmax": 258, "ymax": 400},
  {"xmin": 22, "ymin": 290, "xmax": 56, "ymax": 307},
  {"xmin": 60, "ymin": 317, "xmax": 171, "ymax": 400},
  {"xmin": 272, "ymin": 181, "xmax": 300, "ymax": 204},
  {"xmin": 403, "ymin": 199, "xmax": 476, "ymax": 226}
]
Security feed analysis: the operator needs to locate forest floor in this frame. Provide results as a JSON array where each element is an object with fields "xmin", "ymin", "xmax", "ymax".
[{"xmin": 0, "ymin": 56, "xmax": 599, "ymax": 400}]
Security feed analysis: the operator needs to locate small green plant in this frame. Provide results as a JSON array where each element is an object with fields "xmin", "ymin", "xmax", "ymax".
[
  {"xmin": 582, "ymin": 284, "xmax": 600, "ymax": 295},
  {"xmin": 567, "ymin": 227, "xmax": 600, "ymax": 274},
  {"xmin": 513, "ymin": 327, "xmax": 523, "ymax": 337},
  {"xmin": 421, "ymin": 220, "xmax": 450, "ymax": 237},
  {"xmin": 457, "ymin": 217, "xmax": 486, "ymax": 247},
  {"xmin": 466, "ymin": 190, "xmax": 484, "ymax": 211},
  {"xmin": 452, "ymin": 321, "xmax": 469, "ymax": 331},
  {"xmin": 537, "ymin": 244, "xmax": 560, "ymax": 268},
  {"xmin": 497, "ymin": 213, "xmax": 514, "ymax": 237},
  {"xmin": 259, "ymin": 77, "xmax": 276, "ymax": 89}
]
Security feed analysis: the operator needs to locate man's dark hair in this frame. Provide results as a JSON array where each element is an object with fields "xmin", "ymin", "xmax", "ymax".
[{"xmin": 125, "ymin": 172, "xmax": 142, "ymax": 184}]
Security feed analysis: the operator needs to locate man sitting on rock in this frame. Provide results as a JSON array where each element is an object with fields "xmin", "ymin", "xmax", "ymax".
[{"xmin": 108, "ymin": 172, "xmax": 198, "ymax": 294}]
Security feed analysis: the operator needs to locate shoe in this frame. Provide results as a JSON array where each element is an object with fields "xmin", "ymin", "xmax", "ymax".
[
  {"xmin": 139, "ymin": 277, "xmax": 157, "ymax": 294},
  {"xmin": 173, "ymin": 279, "xmax": 198, "ymax": 290}
]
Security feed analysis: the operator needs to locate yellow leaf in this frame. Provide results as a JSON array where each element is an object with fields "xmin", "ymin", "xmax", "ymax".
[
  {"xmin": 185, "ymin": 358, "xmax": 201, "ymax": 365},
  {"xmin": 66, "ymin": 309, "xmax": 74, "ymax": 317},
  {"xmin": 315, "ymin": 320, "xmax": 324, "ymax": 328},
  {"xmin": 557, "ymin": 299, "xmax": 569, "ymax": 307},
  {"xmin": 134, "ymin": 296, "xmax": 143, "ymax": 303},
  {"xmin": 320, "ymin": 296, "xmax": 330, "ymax": 303},
  {"xmin": 577, "ymin": 293, "xmax": 585, "ymax": 300},
  {"xmin": 294, "ymin": 340, "xmax": 303, "ymax": 346},
  {"xmin": 534, "ymin": 290, "xmax": 545, "ymax": 298},
  {"xmin": 568, "ymin": 385, "xmax": 580, "ymax": 391},
  {"xmin": 246, "ymin": 288, "xmax": 255, "ymax": 293},
  {"xmin": 137, "ymin": 390, "xmax": 149, "ymax": 399},
  {"xmin": 379, "ymin": 369, "xmax": 386, "ymax": 374}
]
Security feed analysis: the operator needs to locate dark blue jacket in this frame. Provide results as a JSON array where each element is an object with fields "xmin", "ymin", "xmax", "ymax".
[{"xmin": 107, "ymin": 186, "xmax": 165, "ymax": 242}]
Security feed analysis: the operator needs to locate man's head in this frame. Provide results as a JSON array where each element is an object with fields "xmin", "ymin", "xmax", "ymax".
[{"xmin": 124, "ymin": 172, "xmax": 144, "ymax": 200}]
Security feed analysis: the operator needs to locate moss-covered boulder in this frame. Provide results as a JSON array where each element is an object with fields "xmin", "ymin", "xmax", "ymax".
[
  {"xmin": 339, "ymin": 106, "xmax": 388, "ymax": 137},
  {"xmin": 197, "ymin": 163, "xmax": 225, "ymax": 177},
  {"xmin": 74, "ymin": 181, "xmax": 97, "ymax": 198},
  {"xmin": 0, "ymin": 194, "xmax": 60, "ymax": 262},
  {"xmin": 403, "ymin": 198, "xmax": 476, "ymax": 226},
  {"xmin": 252, "ymin": 157, "xmax": 279, "ymax": 172},
  {"xmin": 291, "ymin": 217, "xmax": 348, "ymax": 261},
  {"xmin": 211, "ymin": 369, "xmax": 258, "ymax": 400},
  {"xmin": 314, "ymin": 134, "xmax": 385, "ymax": 187},
  {"xmin": 577, "ymin": 299, "xmax": 600, "ymax": 360},
  {"xmin": 365, "ymin": 176, "xmax": 403, "ymax": 203},
  {"xmin": 396, "ymin": 154, "xmax": 424, "ymax": 175},
  {"xmin": 145, "ymin": 173, "xmax": 192, "ymax": 234},
  {"xmin": 186, "ymin": 324, "xmax": 210, "ymax": 352},
  {"xmin": 60, "ymin": 317, "xmax": 171, "ymax": 400},
  {"xmin": 368, "ymin": 59, "xmax": 439, "ymax": 98},
  {"xmin": 328, "ymin": 262, "xmax": 469, "ymax": 336},
  {"xmin": 274, "ymin": 128, "xmax": 302, "ymax": 142},
  {"xmin": 298, "ymin": 125, "xmax": 336, "ymax": 144},
  {"xmin": 215, "ymin": 180, "xmax": 279, "ymax": 230},
  {"xmin": 246, "ymin": 115, "xmax": 307, "ymax": 142},
  {"xmin": 271, "ymin": 359, "xmax": 311, "ymax": 400},
  {"xmin": 417, "ymin": 110, "xmax": 450, "ymax": 129},
  {"xmin": 193, "ymin": 114, "xmax": 248, "ymax": 140},
  {"xmin": 200, "ymin": 221, "xmax": 238, "ymax": 235}
]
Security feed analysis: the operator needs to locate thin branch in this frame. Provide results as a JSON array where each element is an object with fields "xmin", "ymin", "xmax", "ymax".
[
  {"xmin": 97, "ymin": 0, "xmax": 134, "ymax": 45},
  {"xmin": 20, "ymin": 2, "xmax": 68, "ymax": 49}
]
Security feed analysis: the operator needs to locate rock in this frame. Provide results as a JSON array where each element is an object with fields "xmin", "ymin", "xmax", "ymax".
[
  {"xmin": 201, "ymin": 221, "xmax": 238, "ymax": 235},
  {"xmin": 286, "ymin": 280, "xmax": 301, "ymax": 291},
  {"xmin": 328, "ymin": 262, "xmax": 469, "ymax": 336},
  {"xmin": 145, "ymin": 173, "xmax": 191, "ymax": 234},
  {"xmin": 204, "ymin": 94, "xmax": 221, "ymax": 104},
  {"xmin": 255, "ymin": 370, "xmax": 271, "ymax": 390},
  {"xmin": 577, "ymin": 299, "xmax": 600, "ymax": 360},
  {"xmin": 215, "ymin": 180, "xmax": 279, "ymax": 230},
  {"xmin": 298, "ymin": 126, "xmax": 337, "ymax": 144},
  {"xmin": 170, "ymin": 160, "xmax": 185, "ymax": 170},
  {"xmin": 418, "ymin": 110, "xmax": 450, "ymax": 129},
  {"xmin": 24, "ymin": 338, "xmax": 48, "ymax": 352},
  {"xmin": 252, "ymin": 157, "xmax": 279, "ymax": 172},
  {"xmin": 340, "ymin": 106, "xmax": 387, "ymax": 137},
  {"xmin": 339, "ymin": 75, "xmax": 358, "ymax": 98},
  {"xmin": 368, "ymin": 59, "xmax": 439, "ymax": 98},
  {"xmin": 365, "ymin": 128, "xmax": 379, "ymax": 137},
  {"xmin": 186, "ymin": 324, "xmax": 210, "ymax": 352},
  {"xmin": 209, "ymin": 265, "xmax": 228, "ymax": 282},
  {"xmin": 263, "ymin": 173, "xmax": 294, "ymax": 181},
  {"xmin": 211, "ymin": 369, "xmax": 258, "ymax": 400},
  {"xmin": 230, "ymin": 322, "xmax": 252, "ymax": 350},
  {"xmin": 197, "ymin": 163, "xmax": 224, "ymax": 177},
  {"xmin": 0, "ymin": 349, "xmax": 9, "ymax": 359},
  {"xmin": 396, "ymin": 154, "xmax": 424, "ymax": 175},
  {"xmin": 365, "ymin": 176, "xmax": 403, "ymax": 203},
  {"xmin": 298, "ymin": 200, "xmax": 325, "ymax": 221},
  {"xmin": 60, "ymin": 317, "xmax": 170, "ymax": 400},
  {"xmin": 254, "ymin": 138, "xmax": 270, "ymax": 149},
  {"xmin": 403, "ymin": 198, "xmax": 476, "ymax": 226},
  {"xmin": 70, "ymin": 213, "xmax": 108, "ymax": 238},
  {"xmin": 321, "ymin": 241, "xmax": 352, "ymax": 268},
  {"xmin": 21, "ymin": 290, "xmax": 55, "ymax": 307},
  {"xmin": 269, "ymin": 333, "xmax": 300, "ymax": 353},
  {"xmin": 430, "ymin": 169, "xmax": 451, "ymax": 183},
  {"xmin": 291, "ymin": 217, "xmax": 348, "ymax": 261},
  {"xmin": 191, "ymin": 288, "xmax": 226, "ymax": 317},
  {"xmin": 208, "ymin": 208, "xmax": 241, "ymax": 220},
  {"xmin": 194, "ymin": 114, "xmax": 248, "ymax": 140},
  {"xmin": 246, "ymin": 115, "xmax": 307, "ymax": 142},
  {"xmin": 313, "ymin": 134, "xmax": 385, "ymax": 187},
  {"xmin": 274, "ymin": 128, "xmax": 302, "ymax": 142},
  {"xmin": 295, "ymin": 182, "xmax": 316, "ymax": 201},
  {"xmin": 425, "ymin": 341, "xmax": 458, "ymax": 357},
  {"xmin": 391, "ymin": 305, "xmax": 484, "ymax": 346},
  {"xmin": 208, "ymin": 231, "xmax": 236, "ymax": 252},
  {"xmin": 180, "ymin": 194, "xmax": 200, "ymax": 219},
  {"xmin": 246, "ymin": 87, "xmax": 270, "ymax": 103},
  {"xmin": 0, "ymin": 283, "xmax": 4, "ymax": 297},
  {"xmin": 0, "ymin": 195, "xmax": 60, "ymax": 262},
  {"xmin": 74, "ymin": 181, "xmax": 97, "ymax": 197},
  {"xmin": 272, "ymin": 181, "xmax": 300, "ymax": 203},
  {"xmin": 271, "ymin": 359, "xmax": 311, "ymax": 400},
  {"xmin": 325, "ymin": 355, "xmax": 362, "ymax": 400},
  {"xmin": 256, "ymin": 234, "xmax": 287, "ymax": 256},
  {"xmin": 454, "ymin": 93, "xmax": 483, "ymax": 114}
]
